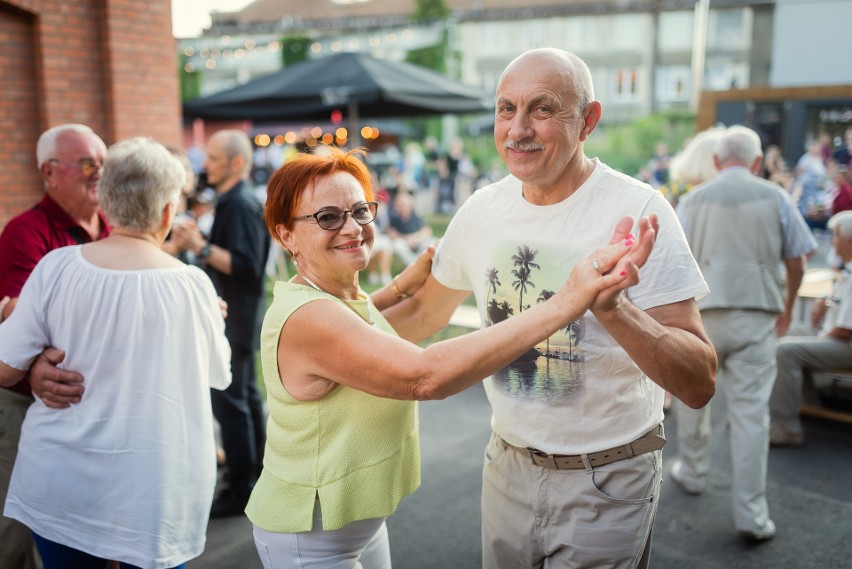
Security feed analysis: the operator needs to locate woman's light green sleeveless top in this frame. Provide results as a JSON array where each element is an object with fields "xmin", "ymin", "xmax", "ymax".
[{"xmin": 245, "ymin": 281, "xmax": 421, "ymax": 532}]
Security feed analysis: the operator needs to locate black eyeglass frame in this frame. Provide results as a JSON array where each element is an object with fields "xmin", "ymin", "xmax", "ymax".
[
  {"xmin": 293, "ymin": 201, "xmax": 380, "ymax": 231},
  {"xmin": 48, "ymin": 158, "xmax": 103, "ymax": 177}
]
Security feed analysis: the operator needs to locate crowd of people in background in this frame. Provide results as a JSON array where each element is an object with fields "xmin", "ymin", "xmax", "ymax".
[{"xmin": 652, "ymin": 124, "xmax": 852, "ymax": 236}]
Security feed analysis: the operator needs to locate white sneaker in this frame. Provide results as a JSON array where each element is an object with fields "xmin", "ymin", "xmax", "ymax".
[
  {"xmin": 669, "ymin": 458, "xmax": 705, "ymax": 495},
  {"xmin": 769, "ymin": 424, "xmax": 804, "ymax": 447},
  {"xmin": 739, "ymin": 519, "xmax": 776, "ymax": 542}
]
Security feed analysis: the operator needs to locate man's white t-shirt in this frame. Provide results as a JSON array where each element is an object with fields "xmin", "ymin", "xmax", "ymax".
[
  {"xmin": 0, "ymin": 246, "xmax": 231, "ymax": 569},
  {"xmin": 433, "ymin": 160, "xmax": 707, "ymax": 454}
]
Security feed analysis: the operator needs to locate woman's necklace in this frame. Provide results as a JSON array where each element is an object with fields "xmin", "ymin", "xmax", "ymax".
[{"xmin": 298, "ymin": 273, "xmax": 374, "ymax": 325}]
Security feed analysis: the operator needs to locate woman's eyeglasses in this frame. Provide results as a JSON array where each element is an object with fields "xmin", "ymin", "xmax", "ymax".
[
  {"xmin": 293, "ymin": 201, "xmax": 379, "ymax": 231},
  {"xmin": 48, "ymin": 158, "xmax": 102, "ymax": 177}
]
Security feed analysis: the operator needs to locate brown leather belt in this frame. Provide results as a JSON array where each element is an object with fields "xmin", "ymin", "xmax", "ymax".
[{"xmin": 497, "ymin": 425, "xmax": 666, "ymax": 470}]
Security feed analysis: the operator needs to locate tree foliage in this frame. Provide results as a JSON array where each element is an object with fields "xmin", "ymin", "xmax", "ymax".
[
  {"xmin": 585, "ymin": 110, "xmax": 696, "ymax": 177},
  {"xmin": 281, "ymin": 35, "xmax": 311, "ymax": 67},
  {"xmin": 405, "ymin": 0, "xmax": 452, "ymax": 73}
]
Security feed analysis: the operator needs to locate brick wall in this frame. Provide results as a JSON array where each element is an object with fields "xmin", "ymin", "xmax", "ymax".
[{"xmin": 0, "ymin": 0, "xmax": 181, "ymax": 226}]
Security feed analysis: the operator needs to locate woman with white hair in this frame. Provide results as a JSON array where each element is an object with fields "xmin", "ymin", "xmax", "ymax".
[
  {"xmin": 659, "ymin": 126, "xmax": 725, "ymax": 207},
  {"xmin": 0, "ymin": 137, "xmax": 231, "ymax": 569}
]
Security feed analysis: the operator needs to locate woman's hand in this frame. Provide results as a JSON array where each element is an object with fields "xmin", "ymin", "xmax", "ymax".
[
  {"xmin": 392, "ymin": 243, "xmax": 436, "ymax": 299},
  {"xmin": 590, "ymin": 215, "xmax": 658, "ymax": 314},
  {"xmin": 554, "ymin": 215, "xmax": 656, "ymax": 315},
  {"xmin": 370, "ymin": 244, "xmax": 436, "ymax": 312}
]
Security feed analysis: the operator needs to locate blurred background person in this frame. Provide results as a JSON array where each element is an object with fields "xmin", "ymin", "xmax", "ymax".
[
  {"xmin": 659, "ymin": 127, "xmax": 724, "ymax": 207},
  {"xmin": 0, "ymin": 137, "xmax": 231, "ymax": 568},
  {"xmin": 387, "ymin": 191, "xmax": 436, "ymax": 266},
  {"xmin": 171, "ymin": 129, "xmax": 271, "ymax": 518},
  {"xmin": 761, "ymin": 144, "xmax": 795, "ymax": 191},
  {"xmin": 770, "ymin": 210, "xmax": 852, "ymax": 447},
  {"xmin": 647, "ymin": 141, "xmax": 671, "ymax": 189},
  {"xmin": 163, "ymin": 145, "xmax": 199, "ymax": 263},
  {"xmin": 672, "ymin": 125, "xmax": 817, "ymax": 541},
  {"xmin": 833, "ymin": 126, "xmax": 852, "ymax": 169},
  {"xmin": 793, "ymin": 140, "xmax": 829, "ymax": 231}
]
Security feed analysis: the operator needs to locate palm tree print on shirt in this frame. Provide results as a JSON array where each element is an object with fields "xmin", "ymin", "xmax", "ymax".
[{"xmin": 484, "ymin": 244, "xmax": 586, "ymax": 401}]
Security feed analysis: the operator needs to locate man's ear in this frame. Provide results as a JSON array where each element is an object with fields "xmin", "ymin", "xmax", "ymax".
[
  {"xmin": 579, "ymin": 101, "xmax": 602, "ymax": 142},
  {"xmin": 40, "ymin": 162, "xmax": 54, "ymax": 187}
]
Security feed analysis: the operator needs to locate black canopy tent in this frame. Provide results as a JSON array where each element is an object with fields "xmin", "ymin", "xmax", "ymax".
[{"xmin": 183, "ymin": 52, "xmax": 493, "ymax": 143}]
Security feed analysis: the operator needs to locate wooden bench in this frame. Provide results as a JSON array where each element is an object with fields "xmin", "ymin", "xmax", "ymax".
[{"xmin": 802, "ymin": 370, "xmax": 852, "ymax": 424}]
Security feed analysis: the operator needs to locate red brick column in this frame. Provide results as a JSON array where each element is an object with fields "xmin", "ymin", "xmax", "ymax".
[{"xmin": 0, "ymin": 0, "xmax": 181, "ymax": 226}]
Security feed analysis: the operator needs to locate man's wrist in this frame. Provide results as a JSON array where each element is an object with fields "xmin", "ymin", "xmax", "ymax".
[{"xmin": 197, "ymin": 243, "xmax": 212, "ymax": 260}]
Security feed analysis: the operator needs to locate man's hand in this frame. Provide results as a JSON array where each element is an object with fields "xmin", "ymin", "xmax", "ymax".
[{"xmin": 30, "ymin": 347, "xmax": 84, "ymax": 409}]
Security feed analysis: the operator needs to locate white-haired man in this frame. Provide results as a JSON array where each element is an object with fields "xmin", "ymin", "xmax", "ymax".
[
  {"xmin": 0, "ymin": 124, "xmax": 109, "ymax": 569},
  {"xmin": 673, "ymin": 125, "xmax": 817, "ymax": 541},
  {"xmin": 770, "ymin": 210, "xmax": 852, "ymax": 446}
]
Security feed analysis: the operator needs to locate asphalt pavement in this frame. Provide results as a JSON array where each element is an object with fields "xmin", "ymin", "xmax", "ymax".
[{"xmin": 191, "ymin": 380, "xmax": 852, "ymax": 569}]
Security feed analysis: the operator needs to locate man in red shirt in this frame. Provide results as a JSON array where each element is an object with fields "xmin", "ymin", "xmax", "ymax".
[{"xmin": 0, "ymin": 124, "xmax": 109, "ymax": 569}]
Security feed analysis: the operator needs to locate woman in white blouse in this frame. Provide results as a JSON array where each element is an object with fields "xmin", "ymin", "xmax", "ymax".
[{"xmin": 0, "ymin": 137, "xmax": 231, "ymax": 569}]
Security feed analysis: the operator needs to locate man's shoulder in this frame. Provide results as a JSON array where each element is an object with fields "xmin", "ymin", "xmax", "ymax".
[
  {"xmin": 695, "ymin": 169, "xmax": 781, "ymax": 195},
  {"xmin": 466, "ymin": 175, "xmax": 520, "ymax": 204},
  {"xmin": 0, "ymin": 206, "xmax": 51, "ymax": 245},
  {"xmin": 593, "ymin": 161, "xmax": 659, "ymax": 198}
]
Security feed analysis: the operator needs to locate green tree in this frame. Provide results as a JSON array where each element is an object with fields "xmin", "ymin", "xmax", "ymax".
[
  {"xmin": 179, "ymin": 53, "xmax": 201, "ymax": 101},
  {"xmin": 405, "ymin": 0, "xmax": 452, "ymax": 73},
  {"xmin": 585, "ymin": 110, "xmax": 696, "ymax": 176},
  {"xmin": 281, "ymin": 35, "xmax": 311, "ymax": 67}
]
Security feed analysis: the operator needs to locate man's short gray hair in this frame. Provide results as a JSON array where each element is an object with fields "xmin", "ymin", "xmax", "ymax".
[
  {"xmin": 212, "ymin": 129, "xmax": 253, "ymax": 179},
  {"xmin": 36, "ymin": 124, "xmax": 103, "ymax": 168},
  {"xmin": 828, "ymin": 210, "xmax": 852, "ymax": 238},
  {"xmin": 98, "ymin": 137, "xmax": 184, "ymax": 233},
  {"xmin": 716, "ymin": 125, "xmax": 762, "ymax": 167}
]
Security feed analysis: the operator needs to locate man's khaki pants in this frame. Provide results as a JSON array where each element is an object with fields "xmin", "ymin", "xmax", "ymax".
[{"xmin": 481, "ymin": 431, "xmax": 661, "ymax": 569}]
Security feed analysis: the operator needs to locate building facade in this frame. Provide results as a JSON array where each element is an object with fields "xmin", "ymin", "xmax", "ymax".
[
  {"xmin": 0, "ymin": 0, "xmax": 181, "ymax": 226},
  {"xmin": 180, "ymin": 0, "xmax": 774, "ymax": 125}
]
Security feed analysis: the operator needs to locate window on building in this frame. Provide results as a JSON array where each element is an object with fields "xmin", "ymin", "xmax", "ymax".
[
  {"xmin": 704, "ymin": 59, "xmax": 748, "ymax": 90},
  {"xmin": 707, "ymin": 9, "xmax": 747, "ymax": 50},
  {"xmin": 656, "ymin": 66, "xmax": 691, "ymax": 103},
  {"xmin": 610, "ymin": 67, "xmax": 640, "ymax": 102},
  {"xmin": 658, "ymin": 11, "xmax": 693, "ymax": 51}
]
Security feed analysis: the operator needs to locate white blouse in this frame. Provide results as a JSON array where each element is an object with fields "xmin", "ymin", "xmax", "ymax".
[{"xmin": 0, "ymin": 246, "xmax": 231, "ymax": 569}]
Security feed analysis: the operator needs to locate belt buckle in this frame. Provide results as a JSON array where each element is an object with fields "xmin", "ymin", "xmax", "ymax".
[
  {"xmin": 526, "ymin": 447, "xmax": 539, "ymax": 464},
  {"xmin": 527, "ymin": 447, "xmax": 558, "ymax": 469}
]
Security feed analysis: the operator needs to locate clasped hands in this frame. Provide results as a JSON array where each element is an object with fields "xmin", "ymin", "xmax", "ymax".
[
  {"xmin": 569, "ymin": 214, "xmax": 658, "ymax": 315},
  {"xmin": 168, "ymin": 219, "xmax": 205, "ymax": 256}
]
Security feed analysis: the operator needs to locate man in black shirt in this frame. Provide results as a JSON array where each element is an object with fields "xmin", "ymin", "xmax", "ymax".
[{"xmin": 174, "ymin": 129, "xmax": 270, "ymax": 517}]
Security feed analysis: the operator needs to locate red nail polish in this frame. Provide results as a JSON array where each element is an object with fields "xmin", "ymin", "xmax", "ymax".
[
  {"xmin": 620, "ymin": 271, "xmax": 627, "ymax": 277},
  {"xmin": 625, "ymin": 240, "xmax": 634, "ymax": 247}
]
